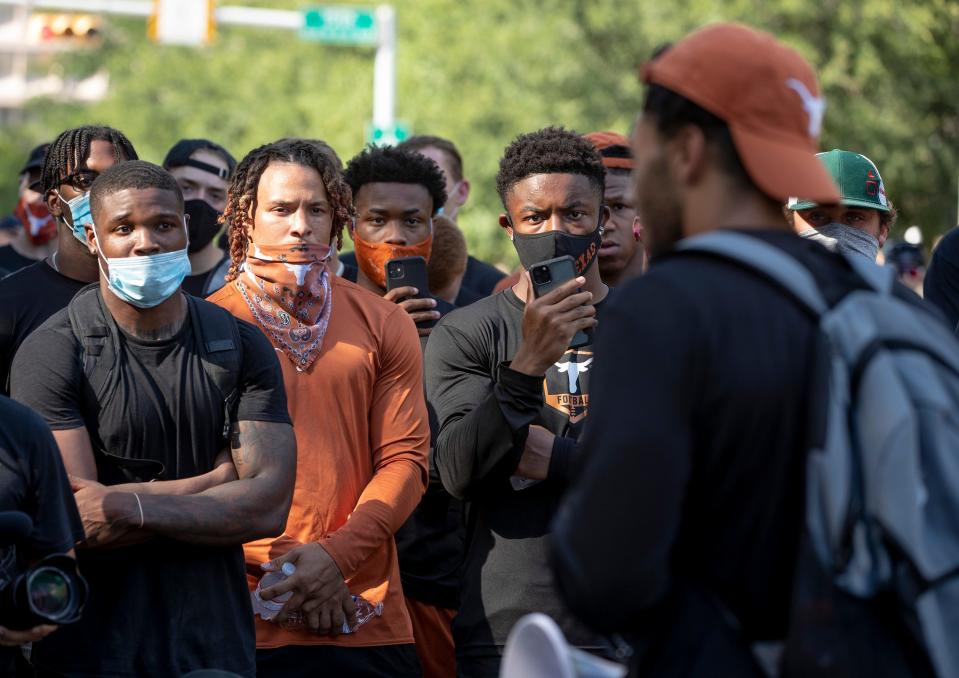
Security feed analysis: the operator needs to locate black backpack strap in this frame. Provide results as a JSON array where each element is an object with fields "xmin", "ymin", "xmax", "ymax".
[
  {"xmin": 186, "ymin": 295, "xmax": 243, "ymax": 441},
  {"xmin": 67, "ymin": 284, "xmax": 118, "ymax": 402}
]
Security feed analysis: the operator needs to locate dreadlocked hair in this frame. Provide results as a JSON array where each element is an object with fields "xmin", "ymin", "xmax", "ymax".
[
  {"xmin": 223, "ymin": 138, "xmax": 354, "ymax": 282},
  {"xmin": 40, "ymin": 125, "xmax": 138, "ymax": 194}
]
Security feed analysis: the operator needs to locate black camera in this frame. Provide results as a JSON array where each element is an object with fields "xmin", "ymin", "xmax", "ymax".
[
  {"xmin": 387, "ymin": 261, "xmax": 405, "ymax": 280},
  {"xmin": 0, "ymin": 511, "xmax": 87, "ymax": 630},
  {"xmin": 531, "ymin": 264, "xmax": 552, "ymax": 286}
]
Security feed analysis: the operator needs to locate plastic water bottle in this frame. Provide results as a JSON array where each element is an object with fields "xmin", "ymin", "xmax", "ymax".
[
  {"xmin": 341, "ymin": 595, "xmax": 384, "ymax": 634},
  {"xmin": 251, "ymin": 562, "xmax": 296, "ymax": 622}
]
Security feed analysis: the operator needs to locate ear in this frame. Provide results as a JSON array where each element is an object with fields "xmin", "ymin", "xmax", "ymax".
[
  {"xmin": 498, "ymin": 213, "xmax": 513, "ymax": 240},
  {"xmin": 46, "ymin": 189, "xmax": 64, "ymax": 220},
  {"xmin": 600, "ymin": 204, "xmax": 611, "ymax": 230},
  {"xmin": 632, "ymin": 215, "xmax": 643, "ymax": 243},
  {"xmin": 453, "ymin": 180, "xmax": 470, "ymax": 208},
  {"xmin": 877, "ymin": 222, "xmax": 889, "ymax": 248},
  {"xmin": 670, "ymin": 124, "xmax": 709, "ymax": 186},
  {"xmin": 84, "ymin": 222, "xmax": 98, "ymax": 256}
]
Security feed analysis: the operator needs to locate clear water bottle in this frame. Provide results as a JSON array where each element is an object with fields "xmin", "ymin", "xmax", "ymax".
[
  {"xmin": 341, "ymin": 595, "xmax": 384, "ymax": 634},
  {"xmin": 251, "ymin": 562, "xmax": 296, "ymax": 622}
]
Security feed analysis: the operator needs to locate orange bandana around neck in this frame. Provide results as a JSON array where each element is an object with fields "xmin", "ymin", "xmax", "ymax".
[{"xmin": 235, "ymin": 242, "xmax": 334, "ymax": 371}]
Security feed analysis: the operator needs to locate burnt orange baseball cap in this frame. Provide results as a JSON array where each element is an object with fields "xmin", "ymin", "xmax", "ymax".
[
  {"xmin": 583, "ymin": 131, "xmax": 633, "ymax": 170},
  {"xmin": 641, "ymin": 23, "xmax": 839, "ymax": 204}
]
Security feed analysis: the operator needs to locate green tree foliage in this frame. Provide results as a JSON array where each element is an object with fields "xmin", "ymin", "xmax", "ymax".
[{"xmin": 2, "ymin": 0, "xmax": 956, "ymax": 266}]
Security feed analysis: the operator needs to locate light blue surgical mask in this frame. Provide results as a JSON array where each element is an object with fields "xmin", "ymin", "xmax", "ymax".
[
  {"xmin": 56, "ymin": 190, "xmax": 93, "ymax": 244},
  {"xmin": 94, "ymin": 220, "xmax": 192, "ymax": 308}
]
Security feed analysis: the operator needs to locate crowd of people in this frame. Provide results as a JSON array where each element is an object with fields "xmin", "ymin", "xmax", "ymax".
[{"xmin": 1, "ymin": 20, "xmax": 958, "ymax": 678}]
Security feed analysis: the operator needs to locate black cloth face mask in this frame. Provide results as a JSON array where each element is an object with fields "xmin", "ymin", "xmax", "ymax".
[
  {"xmin": 184, "ymin": 199, "xmax": 223, "ymax": 254},
  {"xmin": 511, "ymin": 218, "xmax": 604, "ymax": 274}
]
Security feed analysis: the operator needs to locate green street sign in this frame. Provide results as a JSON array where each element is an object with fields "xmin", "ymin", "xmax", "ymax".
[
  {"xmin": 367, "ymin": 121, "xmax": 410, "ymax": 146},
  {"xmin": 301, "ymin": 6, "xmax": 377, "ymax": 45}
]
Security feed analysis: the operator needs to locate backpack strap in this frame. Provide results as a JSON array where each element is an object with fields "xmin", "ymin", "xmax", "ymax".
[
  {"xmin": 67, "ymin": 284, "xmax": 119, "ymax": 401},
  {"xmin": 201, "ymin": 256, "xmax": 232, "ymax": 298},
  {"xmin": 676, "ymin": 230, "xmax": 829, "ymax": 316},
  {"xmin": 842, "ymin": 251, "xmax": 895, "ymax": 296},
  {"xmin": 186, "ymin": 294, "xmax": 243, "ymax": 441}
]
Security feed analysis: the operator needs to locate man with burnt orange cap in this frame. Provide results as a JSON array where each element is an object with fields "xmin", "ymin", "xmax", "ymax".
[
  {"xmin": 583, "ymin": 131, "xmax": 645, "ymax": 286},
  {"xmin": 550, "ymin": 23, "xmax": 931, "ymax": 676}
]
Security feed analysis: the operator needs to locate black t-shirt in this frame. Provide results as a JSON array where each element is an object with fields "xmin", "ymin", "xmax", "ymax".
[
  {"xmin": 0, "ymin": 260, "xmax": 87, "ymax": 395},
  {"xmin": 0, "ymin": 395, "xmax": 84, "ymax": 553},
  {"xmin": 182, "ymin": 252, "xmax": 230, "ymax": 298},
  {"xmin": 0, "ymin": 396, "xmax": 85, "ymax": 675},
  {"xmin": 0, "ymin": 245, "xmax": 36, "ymax": 279},
  {"xmin": 462, "ymin": 256, "xmax": 506, "ymax": 297},
  {"xmin": 924, "ymin": 225, "xmax": 959, "ymax": 330},
  {"xmin": 550, "ymin": 231, "xmax": 940, "ymax": 672},
  {"xmin": 10, "ymin": 291, "xmax": 291, "ymax": 678},
  {"xmin": 425, "ymin": 287, "xmax": 606, "ymax": 669}
]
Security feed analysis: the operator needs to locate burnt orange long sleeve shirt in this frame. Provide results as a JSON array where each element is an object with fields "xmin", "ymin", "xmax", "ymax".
[{"xmin": 210, "ymin": 273, "xmax": 430, "ymax": 648}]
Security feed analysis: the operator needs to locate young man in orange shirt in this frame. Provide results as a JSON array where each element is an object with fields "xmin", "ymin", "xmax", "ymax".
[{"xmin": 209, "ymin": 138, "xmax": 429, "ymax": 677}]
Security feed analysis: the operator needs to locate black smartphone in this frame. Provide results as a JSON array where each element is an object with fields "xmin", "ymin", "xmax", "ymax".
[
  {"xmin": 385, "ymin": 256, "xmax": 436, "ymax": 328},
  {"xmin": 528, "ymin": 255, "xmax": 591, "ymax": 348}
]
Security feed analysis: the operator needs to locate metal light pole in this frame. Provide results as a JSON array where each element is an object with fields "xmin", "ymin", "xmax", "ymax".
[{"xmin": 372, "ymin": 4, "xmax": 395, "ymax": 136}]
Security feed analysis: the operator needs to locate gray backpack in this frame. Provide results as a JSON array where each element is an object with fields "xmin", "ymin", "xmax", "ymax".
[{"xmin": 679, "ymin": 231, "xmax": 959, "ymax": 677}]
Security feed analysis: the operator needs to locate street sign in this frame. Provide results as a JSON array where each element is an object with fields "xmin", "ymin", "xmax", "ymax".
[
  {"xmin": 367, "ymin": 121, "xmax": 409, "ymax": 146},
  {"xmin": 301, "ymin": 6, "xmax": 377, "ymax": 46}
]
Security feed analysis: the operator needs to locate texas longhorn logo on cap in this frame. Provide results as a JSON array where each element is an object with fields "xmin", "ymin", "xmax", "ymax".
[{"xmin": 785, "ymin": 78, "xmax": 825, "ymax": 139}]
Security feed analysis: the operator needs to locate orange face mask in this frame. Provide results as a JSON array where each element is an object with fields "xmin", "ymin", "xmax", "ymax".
[{"xmin": 351, "ymin": 227, "xmax": 433, "ymax": 290}]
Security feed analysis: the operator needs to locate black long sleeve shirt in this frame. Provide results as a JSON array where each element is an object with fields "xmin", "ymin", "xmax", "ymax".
[
  {"xmin": 550, "ymin": 231, "xmax": 938, "ymax": 675},
  {"xmin": 426, "ymin": 288, "xmax": 604, "ymax": 669}
]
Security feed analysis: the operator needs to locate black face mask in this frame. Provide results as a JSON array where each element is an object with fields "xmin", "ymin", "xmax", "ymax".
[
  {"xmin": 511, "ymin": 219, "xmax": 604, "ymax": 274},
  {"xmin": 184, "ymin": 199, "xmax": 222, "ymax": 254}
]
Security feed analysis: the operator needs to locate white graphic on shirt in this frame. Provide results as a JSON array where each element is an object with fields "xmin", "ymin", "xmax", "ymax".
[
  {"xmin": 554, "ymin": 356, "xmax": 593, "ymax": 394},
  {"xmin": 786, "ymin": 78, "xmax": 825, "ymax": 138}
]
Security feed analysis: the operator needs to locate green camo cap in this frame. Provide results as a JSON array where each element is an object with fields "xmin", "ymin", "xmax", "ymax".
[{"xmin": 787, "ymin": 149, "xmax": 890, "ymax": 212}]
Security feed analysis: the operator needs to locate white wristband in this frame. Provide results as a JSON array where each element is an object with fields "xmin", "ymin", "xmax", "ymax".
[{"xmin": 133, "ymin": 492, "xmax": 144, "ymax": 529}]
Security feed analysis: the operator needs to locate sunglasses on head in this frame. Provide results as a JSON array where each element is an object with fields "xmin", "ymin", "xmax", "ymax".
[{"xmin": 60, "ymin": 169, "xmax": 99, "ymax": 192}]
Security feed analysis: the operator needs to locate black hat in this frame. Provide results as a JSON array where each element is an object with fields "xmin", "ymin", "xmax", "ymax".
[
  {"xmin": 163, "ymin": 139, "xmax": 237, "ymax": 179},
  {"xmin": 20, "ymin": 143, "xmax": 50, "ymax": 174}
]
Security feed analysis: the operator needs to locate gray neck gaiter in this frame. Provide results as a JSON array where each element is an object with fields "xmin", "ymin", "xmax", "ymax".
[{"xmin": 799, "ymin": 223, "xmax": 879, "ymax": 261}]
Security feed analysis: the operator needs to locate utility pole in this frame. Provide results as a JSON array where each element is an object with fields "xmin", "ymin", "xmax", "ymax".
[{"xmin": 0, "ymin": 0, "xmax": 404, "ymax": 143}]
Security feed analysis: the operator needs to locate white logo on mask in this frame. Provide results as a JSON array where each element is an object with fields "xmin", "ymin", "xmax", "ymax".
[{"xmin": 786, "ymin": 78, "xmax": 825, "ymax": 138}]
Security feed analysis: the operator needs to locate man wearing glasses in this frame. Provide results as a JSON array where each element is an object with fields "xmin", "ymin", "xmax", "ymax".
[{"xmin": 0, "ymin": 125, "xmax": 138, "ymax": 394}]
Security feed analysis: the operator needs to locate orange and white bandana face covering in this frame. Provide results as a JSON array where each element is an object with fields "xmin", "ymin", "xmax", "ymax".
[
  {"xmin": 351, "ymin": 226, "xmax": 433, "ymax": 290},
  {"xmin": 235, "ymin": 242, "xmax": 334, "ymax": 372}
]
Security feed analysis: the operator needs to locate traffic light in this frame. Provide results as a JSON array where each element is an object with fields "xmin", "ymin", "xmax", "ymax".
[{"xmin": 26, "ymin": 13, "xmax": 102, "ymax": 45}]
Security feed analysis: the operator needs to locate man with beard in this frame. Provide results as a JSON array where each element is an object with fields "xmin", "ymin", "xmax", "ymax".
[
  {"xmin": 0, "ymin": 144, "xmax": 56, "ymax": 276},
  {"xmin": 426, "ymin": 126, "xmax": 608, "ymax": 676},
  {"xmin": 0, "ymin": 125, "xmax": 137, "ymax": 394},
  {"xmin": 163, "ymin": 138, "xmax": 236, "ymax": 296},
  {"xmin": 549, "ymin": 24, "xmax": 936, "ymax": 676},
  {"xmin": 583, "ymin": 131, "xmax": 645, "ymax": 285},
  {"xmin": 209, "ymin": 138, "xmax": 428, "ymax": 677}
]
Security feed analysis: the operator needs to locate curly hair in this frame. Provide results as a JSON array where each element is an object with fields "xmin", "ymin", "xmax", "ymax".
[
  {"xmin": 495, "ymin": 126, "xmax": 605, "ymax": 207},
  {"xmin": 90, "ymin": 161, "xmax": 182, "ymax": 223},
  {"xmin": 223, "ymin": 138, "xmax": 354, "ymax": 282},
  {"xmin": 40, "ymin": 125, "xmax": 138, "ymax": 195},
  {"xmin": 343, "ymin": 145, "xmax": 447, "ymax": 216}
]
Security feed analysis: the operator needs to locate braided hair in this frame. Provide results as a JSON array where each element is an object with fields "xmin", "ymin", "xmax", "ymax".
[
  {"xmin": 39, "ymin": 125, "xmax": 138, "ymax": 194},
  {"xmin": 223, "ymin": 138, "xmax": 354, "ymax": 282}
]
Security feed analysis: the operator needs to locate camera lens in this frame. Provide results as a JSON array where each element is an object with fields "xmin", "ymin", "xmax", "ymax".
[
  {"xmin": 531, "ymin": 265, "xmax": 552, "ymax": 285},
  {"xmin": 28, "ymin": 567, "xmax": 73, "ymax": 620},
  {"xmin": 387, "ymin": 263, "xmax": 403, "ymax": 279}
]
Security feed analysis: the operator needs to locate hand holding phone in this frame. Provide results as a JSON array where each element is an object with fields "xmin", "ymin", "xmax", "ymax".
[
  {"xmin": 510, "ymin": 256, "xmax": 597, "ymax": 377},
  {"xmin": 384, "ymin": 256, "xmax": 440, "ymax": 334}
]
